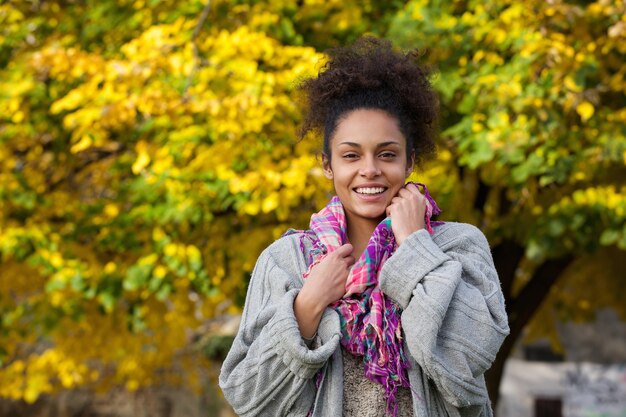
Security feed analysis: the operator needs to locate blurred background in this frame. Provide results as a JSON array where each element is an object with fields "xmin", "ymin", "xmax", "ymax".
[{"xmin": 1, "ymin": 1, "xmax": 625, "ymax": 416}]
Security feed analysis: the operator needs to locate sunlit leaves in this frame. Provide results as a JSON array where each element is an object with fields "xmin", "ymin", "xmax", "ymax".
[
  {"xmin": 0, "ymin": 0, "xmax": 334, "ymax": 402},
  {"xmin": 387, "ymin": 0, "xmax": 626, "ymax": 352},
  {"xmin": 390, "ymin": 0, "xmax": 626, "ymax": 253}
]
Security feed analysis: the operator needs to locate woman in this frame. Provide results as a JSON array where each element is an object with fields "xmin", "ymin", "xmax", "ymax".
[{"xmin": 219, "ymin": 36, "xmax": 509, "ymax": 417}]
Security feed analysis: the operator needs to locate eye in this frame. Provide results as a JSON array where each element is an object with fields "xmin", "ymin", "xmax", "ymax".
[
  {"xmin": 379, "ymin": 151, "xmax": 396, "ymax": 159},
  {"xmin": 342, "ymin": 152, "xmax": 359, "ymax": 160}
]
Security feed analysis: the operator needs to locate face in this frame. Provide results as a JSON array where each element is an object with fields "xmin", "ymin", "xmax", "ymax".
[{"xmin": 323, "ymin": 109, "xmax": 413, "ymax": 228}]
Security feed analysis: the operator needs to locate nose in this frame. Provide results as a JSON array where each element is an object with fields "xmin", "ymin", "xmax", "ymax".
[{"xmin": 359, "ymin": 156, "xmax": 381, "ymax": 178}]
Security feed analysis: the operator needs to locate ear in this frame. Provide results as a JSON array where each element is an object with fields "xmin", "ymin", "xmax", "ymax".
[
  {"xmin": 405, "ymin": 152, "xmax": 415, "ymax": 178},
  {"xmin": 322, "ymin": 153, "xmax": 333, "ymax": 179}
]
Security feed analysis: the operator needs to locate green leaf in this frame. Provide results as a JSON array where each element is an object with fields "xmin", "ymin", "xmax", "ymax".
[
  {"xmin": 599, "ymin": 229, "xmax": 620, "ymax": 246},
  {"xmin": 124, "ymin": 264, "xmax": 152, "ymax": 291}
]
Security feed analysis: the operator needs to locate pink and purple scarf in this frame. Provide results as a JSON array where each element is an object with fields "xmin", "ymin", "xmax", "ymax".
[{"xmin": 291, "ymin": 183, "xmax": 441, "ymax": 416}]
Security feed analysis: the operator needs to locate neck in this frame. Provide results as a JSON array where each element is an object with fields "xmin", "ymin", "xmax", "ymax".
[{"xmin": 346, "ymin": 214, "xmax": 382, "ymax": 257}]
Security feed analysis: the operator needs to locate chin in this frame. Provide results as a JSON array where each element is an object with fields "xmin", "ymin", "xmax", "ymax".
[{"xmin": 355, "ymin": 208, "xmax": 387, "ymax": 221}]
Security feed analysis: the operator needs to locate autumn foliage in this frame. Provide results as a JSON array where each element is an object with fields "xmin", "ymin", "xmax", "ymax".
[{"xmin": 1, "ymin": 0, "xmax": 625, "ymax": 404}]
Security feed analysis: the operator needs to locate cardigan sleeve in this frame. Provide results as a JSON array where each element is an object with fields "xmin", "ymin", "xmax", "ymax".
[
  {"xmin": 219, "ymin": 239, "xmax": 341, "ymax": 417},
  {"xmin": 379, "ymin": 223, "xmax": 510, "ymax": 409}
]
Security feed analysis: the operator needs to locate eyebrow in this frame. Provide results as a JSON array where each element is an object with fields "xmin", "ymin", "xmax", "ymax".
[{"xmin": 337, "ymin": 141, "xmax": 401, "ymax": 148}]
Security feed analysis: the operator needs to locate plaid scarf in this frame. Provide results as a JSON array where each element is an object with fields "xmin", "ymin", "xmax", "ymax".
[{"xmin": 293, "ymin": 183, "xmax": 441, "ymax": 416}]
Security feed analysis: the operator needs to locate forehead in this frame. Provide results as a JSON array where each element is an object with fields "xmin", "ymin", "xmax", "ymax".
[{"xmin": 331, "ymin": 109, "xmax": 406, "ymax": 148}]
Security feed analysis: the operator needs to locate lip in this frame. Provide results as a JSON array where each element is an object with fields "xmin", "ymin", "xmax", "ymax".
[
  {"xmin": 352, "ymin": 183, "xmax": 388, "ymax": 190},
  {"xmin": 352, "ymin": 183, "xmax": 389, "ymax": 201}
]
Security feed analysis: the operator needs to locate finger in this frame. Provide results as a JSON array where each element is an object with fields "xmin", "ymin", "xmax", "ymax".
[
  {"xmin": 387, "ymin": 197, "xmax": 405, "ymax": 210},
  {"xmin": 345, "ymin": 255, "xmax": 356, "ymax": 266},
  {"xmin": 335, "ymin": 243, "xmax": 353, "ymax": 257},
  {"xmin": 404, "ymin": 183, "xmax": 423, "ymax": 197},
  {"xmin": 386, "ymin": 200, "xmax": 399, "ymax": 216},
  {"xmin": 402, "ymin": 188, "xmax": 426, "ymax": 205},
  {"xmin": 397, "ymin": 187, "xmax": 416, "ymax": 199},
  {"xmin": 404, "ymin": 182, "xmax": 421, "ymax": 192},
  {"xmin": 397, "ymin": 187, "xmax": 410, "ymax": 197}
]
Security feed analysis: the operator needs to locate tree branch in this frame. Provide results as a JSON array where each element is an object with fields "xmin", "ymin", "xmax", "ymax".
[
  {"xmin": 183, "ymin": 0, "xmax": 213, "ymax": 100},
  {"xmin": 492, "ymin": 239, "xmax": 525, "ymax": 303},
  {"xmin": 498, "ymin": 187, "xmax": 512, "ymax": 217},
  {"xmin": 46, "ymin": 144, "xmax": 126, "ymax": 192},
  {"xmin": 507, "ymin": 255, "xmax": 574, "ymax": 337},
  {"xmin": 473, "ymin": 178, "xmax": 489, "ymax": 212}
]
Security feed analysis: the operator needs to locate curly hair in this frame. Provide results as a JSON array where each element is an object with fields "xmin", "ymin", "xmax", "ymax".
[{"xmin": 298, "ymin": 36, "xmax": 438, "ymax": 166}]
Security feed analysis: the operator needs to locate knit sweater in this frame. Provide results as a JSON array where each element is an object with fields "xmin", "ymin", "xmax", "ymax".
[
  {"xmin": 219, "ymin": 222, "xmax": 510, "ymax": 416},
  {"xmin": 342, "ymin": 347, "xmax": 414, "ymax": 416}
]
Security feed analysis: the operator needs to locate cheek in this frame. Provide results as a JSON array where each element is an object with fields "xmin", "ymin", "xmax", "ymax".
[
  {"xmin": 334, "ymin": 173, "xmax": 351, "ymax": 192},
  {"xmin": 394, "ymin": 164, "xmax": 409, "ymax": 179},
  {"xmin": 330, "ymin": 162, "xmax": 353, "ymax": 182}
]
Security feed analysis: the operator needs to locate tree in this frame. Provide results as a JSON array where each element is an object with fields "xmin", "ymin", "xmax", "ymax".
[
  {"xmin": 1, "ymin": 0, "xmax": 625, "ymax": 410},
  {"xmin": 387, "ymin": 0, "xmax": 626, "ymax": 406},
  {"xmin": 0, "ymin": 0, "xmax": 398, "ymax": 402},
  {"xmin": 1, "ymin": 0, "xmax": 315, "ymax": 401}
]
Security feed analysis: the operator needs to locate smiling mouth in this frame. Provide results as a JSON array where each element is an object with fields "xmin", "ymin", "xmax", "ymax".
[{"xmin": 354, "ymin": 187, "xmax": 387, "ymax": 195}]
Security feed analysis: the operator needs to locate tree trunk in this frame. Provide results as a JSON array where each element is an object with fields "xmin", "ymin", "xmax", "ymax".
[
  {"xmin": 486, "ymin": 331, "xmax": 516, "ymax": 412},
  {"xmin": 486, "ymin": 252, "xmax": 574, "ymax": 414}
]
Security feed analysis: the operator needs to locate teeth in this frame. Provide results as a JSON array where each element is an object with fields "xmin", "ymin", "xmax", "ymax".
[{"xmin": 355, "ymin": 187, "xmax": 386, "ymax": 195}]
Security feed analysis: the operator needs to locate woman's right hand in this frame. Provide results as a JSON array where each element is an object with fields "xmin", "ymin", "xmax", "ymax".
[
  {"xmin": 303, "ymin": 243, "xmax": 355, "ymax": 307},
  {"xmin": 294, "ymin": 243, "xmax": 355, "ymax": 338}
]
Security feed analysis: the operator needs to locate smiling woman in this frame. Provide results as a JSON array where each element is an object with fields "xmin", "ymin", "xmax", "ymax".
[
  {"xmin": 323, "ymin": 109, "xmax": 412, "ymax": 254},
  {"xmin": 219, "ymin": 36, "xmax": 510, "ymax": 417}
]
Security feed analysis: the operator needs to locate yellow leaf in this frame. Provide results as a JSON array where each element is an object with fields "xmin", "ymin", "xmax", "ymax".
[
  {"xmin": 104, "ymin": 204, "xmax": 119, "ymax": 217},
  {"xmin": 576, "ymin": 101, "xmax": 594, "ymax": 122},
  {"xmin": 262, "ymin": 192, "xmax": 279, "ymax": 213},
  {"xmin": 242, "ymin": 200, "xmax": 260, "ymax": 216},
  {"xmin": 152, "ymin": 227, "xmax": 166, "ymax": 242},
  {"xmin": 164, "ymin": 243, "xmax": 177, "ymax": 257},
  {"xmin": 12, "ymin": 110, "xmax": 24, "ymax": 123},
  {"xmin": 139, "ymin": 253, "xmax": 158, "ymax": 265},
  {"xmin": 132, "ymin": 151, "xmax": 150, "ymax": 174},
  {"xmin": 564, "ymin": 76, "xmax": 582, "ymax": 92},
  {"xmin": 153, "ymin": 265, "xmax": 167, "ymax": 279},
  {"xmin": 50, "ymin": 252, "xmax": 63, "ymax": 268},
  {"xmin": 50, "ymin": 291, "xmax": 64, "ymax": 307},
  {"xmin": 410, "ymin": 5, "xmax": 423, "ymax": 20},
  {"xmin": 71, "ymin": 135, "xmax": 92, "ymax": 154},
  {"xmin": 104, "ymin": 262, "xmax": 116, "ymax": 274},
  {"xmin": 186, "ymin": 245, "xmax": 201, "ymax": 261},
  {"xmin": 126, "ymin": 379, "xmax": 140, "ymax": 391}
]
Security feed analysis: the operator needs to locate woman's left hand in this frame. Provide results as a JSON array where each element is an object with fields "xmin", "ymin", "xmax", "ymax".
[{"xmin": 386, "ymin": 183, "xmax": 428, "ymax": 246}]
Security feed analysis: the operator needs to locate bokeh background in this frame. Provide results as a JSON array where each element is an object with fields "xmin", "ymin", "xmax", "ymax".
[{"xmin": 1, "ymin": 1, "xmax": 625, "ymax": 416}]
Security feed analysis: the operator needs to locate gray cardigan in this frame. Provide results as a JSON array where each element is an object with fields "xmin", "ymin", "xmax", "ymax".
[{"xmin": 219, "ymin": 222, "xmax": 510, "ymax": 416}]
